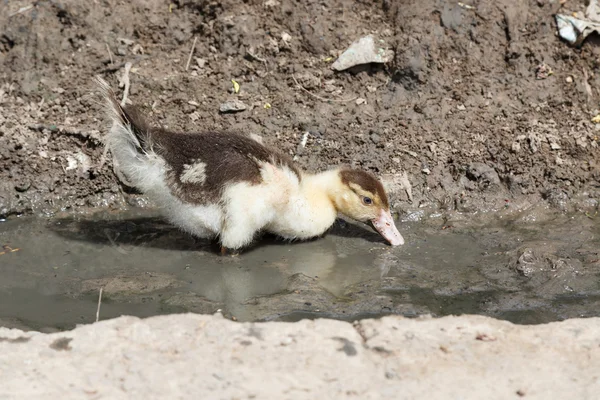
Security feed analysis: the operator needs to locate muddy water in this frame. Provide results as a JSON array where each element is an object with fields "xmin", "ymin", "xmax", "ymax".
[{"xmin": 0, "ymin": 208, "xmax": 599, "ymax": 331}]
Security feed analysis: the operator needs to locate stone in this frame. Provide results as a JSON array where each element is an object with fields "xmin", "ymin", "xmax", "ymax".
[
  {"xmin": 0, "ymin": 314, "xmax": 599, "ymax": 398},
  {"xmin": 331, "ymin": 35, "xmax": 394, "ymax": 71},
  {"xmin": 219, "ymin": 100, "xmax": 247, "ymax": 113}
]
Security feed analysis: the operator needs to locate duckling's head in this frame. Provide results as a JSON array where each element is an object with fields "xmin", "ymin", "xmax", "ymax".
[{"xmin": 333, "ymin": 169, "xmax": 404, "ymax": 246}]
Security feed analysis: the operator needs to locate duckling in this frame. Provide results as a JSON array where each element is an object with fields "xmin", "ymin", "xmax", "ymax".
[{"xmin": 95, "ymin": 77, "xmax": 404, "ymax": 252}]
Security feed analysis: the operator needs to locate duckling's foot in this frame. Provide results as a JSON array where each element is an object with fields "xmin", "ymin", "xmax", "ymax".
[{"xmin": 219, "ymin": 246, "xmax": 240, "ymax": 257}]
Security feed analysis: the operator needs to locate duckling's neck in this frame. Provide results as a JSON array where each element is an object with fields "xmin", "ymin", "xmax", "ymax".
[
  {"xmin": 266, "ymin": 170, "xmax": 340, "ymax": 240},
  {"xmin": 303, "ymin": 169, "xmax": 344, "ymax": 209}
]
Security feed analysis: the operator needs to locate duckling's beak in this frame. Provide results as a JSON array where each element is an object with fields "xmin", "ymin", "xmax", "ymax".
[{"xmin": 371, "ymin": 209, "xmax": 404, "ymax": 246}]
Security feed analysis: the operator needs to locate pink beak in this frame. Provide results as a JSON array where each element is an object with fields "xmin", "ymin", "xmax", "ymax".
[{"xmin": 371, "ymin": 209, "xmax": 404, "ymax": 246}]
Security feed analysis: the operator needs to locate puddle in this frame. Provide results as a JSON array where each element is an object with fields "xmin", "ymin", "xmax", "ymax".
[{"xmin": 0, "ymin": 209, "xmax": 599, "ymax": 331}]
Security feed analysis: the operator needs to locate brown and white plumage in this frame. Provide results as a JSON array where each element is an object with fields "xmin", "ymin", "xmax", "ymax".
[{"xmin": 95, "ymin": 77, "xmax": 404, "ymax": 252}]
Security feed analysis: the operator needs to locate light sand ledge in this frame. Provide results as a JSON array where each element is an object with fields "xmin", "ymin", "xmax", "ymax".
[{"xmin": 1, "ymin": 314, "xmax": 599, "ymax": 399}]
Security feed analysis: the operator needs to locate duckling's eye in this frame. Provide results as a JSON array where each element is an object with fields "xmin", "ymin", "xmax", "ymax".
[{"xmin": 362, "ymin": 196, "xmax": 373, "ymax": 205}]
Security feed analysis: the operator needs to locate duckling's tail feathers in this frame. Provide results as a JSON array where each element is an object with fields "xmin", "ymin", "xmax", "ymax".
[{"xmin": 94, "ymin": 76, "xmax": 152, "ymax": 153}]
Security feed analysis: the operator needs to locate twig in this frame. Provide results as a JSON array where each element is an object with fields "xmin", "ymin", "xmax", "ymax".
[
  {"xmin": 185, "ymin": 36, "xmax": 198, "ymax": 71},
  {"xmin": 0, "ymin": 245, "xmax": 20, "ymax": 256},
  {"xmin": 292, "ymin": 74, "xmax": 357, "ymax": 103},
  {"xmin": 95, "ymin": 287, "xmax": 103, "ymax": 323},
  {"xmin": 28, "ymin": 124, "xmax": 102, "ymax": 141},
  {"xmin": 100, "ymin": 55, "xmax": 150, "ymax": 73},
  {"xmin": 293, "ymin": 131, "xmax": 310, "ymax": 161},
  {"xmin": 246, "ymin": 48, "xmax": 266, "ymax": 63},
  {"xmin": 9, "ymin": 4, "xmax": 33, "ymax": 17},
  {"xmin": 105, "ymin": 43, "xmax": 113, "ymax": 65},
  {"xmin": 118, "ymin": 62, "xmax": 133, "ymax": 106},
  {"xmin": 300, "ymin": 131, "xmax": 309, "ymax": 148},
  {"xmin": 582, "ymin": 68, "xmax": 593, "ymax": 99},
  {"xmin": 398, "ymin": 171, "xmax": 413, "ymax": 203}
]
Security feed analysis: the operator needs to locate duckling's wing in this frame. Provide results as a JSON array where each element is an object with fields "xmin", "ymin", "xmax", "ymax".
[{"xmin": 153, "ymin": 130, "xmax": 300, "ymax": 205}]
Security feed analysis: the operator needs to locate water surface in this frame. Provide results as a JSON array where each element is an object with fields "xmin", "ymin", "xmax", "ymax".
[{"xmin": 1, "ymin": 208, "xmax": 598, "ymax": 331}]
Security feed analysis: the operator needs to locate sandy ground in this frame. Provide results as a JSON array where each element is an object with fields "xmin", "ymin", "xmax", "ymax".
[{"xmin": 1, "ymin": 313, "xmax": 599, "ymax": 399}]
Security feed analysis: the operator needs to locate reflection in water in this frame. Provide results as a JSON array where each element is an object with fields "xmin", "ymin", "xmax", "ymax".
[
  {"xmin": 0, "ymin": 210, "xmax": 391, "ymax": 327},
  {"xmin": 0, "ymin": 207, "xmax": 599, "ymax": 330}
]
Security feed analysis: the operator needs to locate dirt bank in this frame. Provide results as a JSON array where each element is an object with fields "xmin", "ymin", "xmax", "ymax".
[{"xmin": 1, "ymin": 0, "xmax": 599, "ymax": 218}]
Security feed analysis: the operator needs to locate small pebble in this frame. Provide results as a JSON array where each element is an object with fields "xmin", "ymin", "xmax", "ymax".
[
  {"xmin": 249, "ymin": 133, "xmax": 263, "ymax": 144},
  {"xmin": 14, "ymin": 181, "xmax": 31, "ymax": 192},
  {"xmin": 219, "ymin": 100, "xmax": 247, "ymax": 113},
  {"xmin": 281, "ymin": 32, "xmax": 292, "ymax": 42},
  {"xmin": 566, "ymin": 76, "xmax": 573, "ymax": 83},
  {"xmin": 195, "ymin": 57, "xmax": 207, "ymax": 68}
]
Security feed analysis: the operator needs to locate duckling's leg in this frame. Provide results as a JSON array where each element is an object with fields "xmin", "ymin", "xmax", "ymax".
[
  {"xmin": 220, "ymin": 219, "xmax": 257, "ymax": 252},
  {"xmin": 219, "ymin": 200, "xmax": 267, "ymax": 251},
  {"xmin": 219, "ymin": 246, "xmax": 240, "ymax": 256},
  {"xmin": 219, "ymin": 182, "xmax": 276, "ymax": 252}
]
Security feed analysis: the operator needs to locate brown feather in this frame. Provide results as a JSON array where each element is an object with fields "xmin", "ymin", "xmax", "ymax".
[
  {"xmin": 153, "ymin": 129, "xmax": 301, "ymax": 204},
  {"xmin": 109, "ymin": 102, "xmax": 301, "ymax": 204},
  {"xmin": 339, "ymin": 169, "xmax": 389, "ymax": 208}
]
